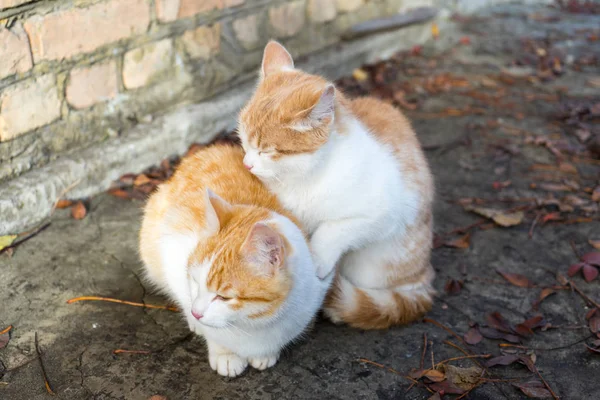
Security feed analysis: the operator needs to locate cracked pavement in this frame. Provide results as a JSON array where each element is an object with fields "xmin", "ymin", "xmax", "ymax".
[{"xmin": 1, "ymin": 3, "xmax": 600, "ymax": 399}]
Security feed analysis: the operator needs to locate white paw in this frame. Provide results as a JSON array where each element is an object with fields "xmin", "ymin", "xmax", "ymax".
[
  {"xmin": 249, "ymin": 354, "xmax": 279, "ymax": 371},
  {"xmin": 209, "ymin": 353, "xmax": 248, "ymax": 377}
]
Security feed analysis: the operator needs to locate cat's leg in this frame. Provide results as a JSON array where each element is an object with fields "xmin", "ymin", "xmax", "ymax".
[
  {"xmin": 206, "ymin": 340, "xmax": 248, "ymax": 377},
  {"xmin": 248, "ymin": 352, "xmax": 280, "ymax": 371},
  {"xmin": 310, "ymin": 217, "xmax": 382, "ymax": 279}
]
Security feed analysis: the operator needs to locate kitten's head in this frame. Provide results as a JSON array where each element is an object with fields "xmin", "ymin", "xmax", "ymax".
[
  {"xmin": 186, "ymin": 189, "xmax": 293, "ymax": 328},
  {"xmin": 238, "ymin": 41, "xmax": 338, "ymax": 182}
]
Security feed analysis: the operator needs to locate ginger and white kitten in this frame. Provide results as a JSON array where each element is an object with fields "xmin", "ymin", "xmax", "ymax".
[
  {"xmin": 139, "ymin": 144, "xmax": 331, "ymax": 377},
  {"xmin": 238, "ymin": 41, "xmax": 435, "ymax": 330}
]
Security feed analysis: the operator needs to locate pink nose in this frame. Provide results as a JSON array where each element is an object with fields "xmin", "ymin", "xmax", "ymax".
[
  {"xmin": 191, "ymin": 310, "xmax": 203, "ymax": 320},
  {"xmin": 244, "ymin": 163, "xmax": 253, "ymax": 170}
]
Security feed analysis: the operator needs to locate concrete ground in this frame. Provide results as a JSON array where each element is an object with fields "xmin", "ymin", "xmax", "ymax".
[{"xmin": 1, "ymin": 3, "xmax": 599, "ymax": 399}]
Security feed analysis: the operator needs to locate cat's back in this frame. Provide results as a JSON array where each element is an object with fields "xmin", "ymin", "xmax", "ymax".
[{"xmin": 348, "ymin": 97, "xmax": 433, "ymax": 198}]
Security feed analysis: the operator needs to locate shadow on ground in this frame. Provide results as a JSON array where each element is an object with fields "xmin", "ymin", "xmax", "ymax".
[{"xmin": 1, "ymin": 3, "xmax": 599, "ymax": 399}]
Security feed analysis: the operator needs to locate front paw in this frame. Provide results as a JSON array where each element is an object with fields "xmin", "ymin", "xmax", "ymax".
[
  {"xmin": 209, "ymin": 353, "xmax": 248, "ymax": 377},
  {"xmin": 249, "ymin": 353, "xmax": 279, "ymax": 371}
]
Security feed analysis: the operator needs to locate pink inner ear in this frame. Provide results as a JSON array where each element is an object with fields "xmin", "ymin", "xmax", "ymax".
[
  {"xmin": 243, "ymin": 223, "xmax": 285, "ymax": 272},
  {"xmin": 261, "ymin": 41, "xmax": 294, "ymax": 78}
]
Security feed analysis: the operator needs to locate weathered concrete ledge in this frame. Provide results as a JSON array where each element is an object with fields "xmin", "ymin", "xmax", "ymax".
[{"xmin": 0, "ymin": 21, "xmax": 433, "ymax": 236}]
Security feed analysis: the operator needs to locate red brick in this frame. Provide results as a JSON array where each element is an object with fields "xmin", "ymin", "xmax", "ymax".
[
  {"xmin": 0, "ymin": 75, "xmax": 61, "ymax": 141},
  {"xmin": 0, "ymin": 22, "xmax": 32, "ymax": 80},
  {"xmin": 123, "ymin": 39, "xmax": 173, "ymax": 90},
  {"xmin": 156, "ymin": 0, "xmax": 222, "ymax": 23},
  {"xmin": 66, "ymin": 61, "xmax": 118, "ymax": 109},
  {"xmin": 24, "ymin": 0, "xmax": 150, "ymax": 62}
]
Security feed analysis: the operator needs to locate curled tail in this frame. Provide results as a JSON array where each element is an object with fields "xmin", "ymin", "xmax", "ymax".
[{"xmin": 323, "ymin": 266, "xmax": 435, "ymax": 330}]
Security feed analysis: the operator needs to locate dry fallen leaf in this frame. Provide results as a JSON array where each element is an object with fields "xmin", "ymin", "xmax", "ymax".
[
  {"xmin": 0, "ymin": 325, "xmax": 12, "ymax": 349},
  {"xmin": 352, "ymin": 68, "xmax": 369, "ymax": 82},
  {"xmin": 590, "ymin": 240, "xmax": 600, "ymax": 250},
  {"xmin": 55, "ymin": 199, "xmax": 73, "ymax": 209},
  {"xmin": 532, "ymin": 288, "xmax": 556, "ymax": 310},
  {"xmin": 592, "ymin": 186, "xmax": 600, "ymax": 202},
  {"xmin": 582, "ymin": 252, "xmax": 600, "ymax": 266},
  {"xmin": 485, "ymin": 354, "xmax": 519, "ymax": 368},
  {"xmin": 583, "ymin": 264, "xmax": 599, "ymax": 282},
  {"xmin": 134, "ymin": 174, "xmax": 151, "ymax": 186},
  {"xmin": 427, "ymin": 393, "xmax": 442, "ymax": 400},
  {"xmin": 108, "ymin": 188, "xmax": 132, "ymax": 200},
  {"xmin": 465, "ymin": 206, "xmax": 524, "ymax": 227},
  {"xmin": 439, "ymin": 364, "xmax": 482, "ymax": 391},
  {"xmin": 445, "ymin": 279, "xmax": 464, "ymax": 295},
  {"xmin": 479, "ymin": 327, "xmax": 521, "ymax": 343},
  {"xmin": 0, "ymin": 235, "xmax": 17, "ymax": 252},
  {"xmin": 589, "ymin": 315, "xmax": 600, "ymax": 333},
  {"xmin": 464, "ymin": 326, "xmax": 483, "ymax": 345},
  {"xmin": 487, "ymin": 311, "xmax": 513, "ymax": 332},
  {"xmin": 445, "ymin": 233, "xmax": 471, "ymax": 249},
  {"xmin": 71, "ymin": 202, "xmax": 87, "ymax": 220},
  {"xmin": 513, "ymin": 380, "xmax": 552, "ymax": 398},
  {"xmin": 496, "ymin": 270, "xmax": 534, "ymax": 288}
]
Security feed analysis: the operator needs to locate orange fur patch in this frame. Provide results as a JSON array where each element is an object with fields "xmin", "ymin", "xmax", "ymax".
[{"xmin": 140, "ymin": 144, "xmax": 299, "ymax": 318}]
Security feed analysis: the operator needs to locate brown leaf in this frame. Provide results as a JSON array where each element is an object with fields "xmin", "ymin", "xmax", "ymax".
[
  {"xmin": 466, "ymin": 206, "xmax": 525, "ymax": 227},
  {"xmin": 134, "ymin": 174, "xmax": 151, "ymax": 186},
  {"xmin": 558, "ymin": 162, "xmax": 578, "ymax": 174},
  {"xmin": 513, "ymin": 381, "xmax": 552, "ymax": 398},
  {"xmin": 541, "ymin": 212, "xmax": 562, "ymax": 223},
  {"xmin": 445, "ymin": 279, "xmax": 464, "ymax": 295},
  {"xmin": 486, "ymin": 312, "xmax": 513, "ymax": 332},
  {"xmin": 55, "ymin": 199, "xmax": 73, "ymax": 209},
  {"xmin": 427, "ymin": 380, "xmax": 466, "ymax": 395},
  {"xmin": 423, "ymin": 369, "xmax": 446, "ymax": 382},
  {"xmin": 582, "ymin": 252, "xmax": 600, "ymax": 267},
  {"xmin": 532, "ymin": 288, "xmax": 556, "ymax": 310},
  {"xmin": 108, "ymin": 188, "xmax": 131, "ymax": 199},
  {"xmin": 517, "ymin": 355, "xmax": 536, "ymax": 373},
  {"xmin": 445, "ymin": 233, "xmax": 471, "ymax": 249},
  {"xmin": 588, "ymin": 240, "xmax": 600, "ymax": 250},
  {"xmin": 583, "ymin": 264, "xmax": 599, "ymax": 282},
  {"xmin": 589, "ymin": 315, "xmax": 600, "ymax": 333},
  {"xmin": 485, "ymin": 354, "xmax": 519, "ymax": 368},
  {"xmin": 148, "ymin": 396, "xmax": 168, "ymax": 400},
  {"xmin": 496, "ymin": 270, "xmax": 534, "ymax": 288},
  {"xmin": 71, "ymin": 202, "xmax": 87, "ymax": 220},
  {"xmin": 440, "ymin": 364, "xmax": 482, "ymax": 391},
  {"xmin": 522, "ymin": 315, "xmax": 545, "ymax": 330},
  {"xmin": 464, "ymin": 326, "xmax": 483, "ymax": 345},
  {"xmin": 514, "ymin": 324, "xmax": 534, "ymax": 337},
  {"xmin": 0, "ymin": 326, "xmax": 11, "ymax": 349},
  {"xmin": 568, "ymin": 262, "xmax": 585, "ymax": 277},
  {"xmin": 585, "ymin": 344, "xmax": 600, "ymax": 354},
  {"xmin": 479, "ymin": 327, "xmax": 521, "ymax": 343}
]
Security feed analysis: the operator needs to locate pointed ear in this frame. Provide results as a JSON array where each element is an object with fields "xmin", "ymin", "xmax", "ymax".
[
  {"xmin": 260, "ymin": 40, "xmax": 294, "ymax": 80},
  {"xmin": 307, "ymin": 84, "xmax": 335, "ymax": 126},
  {"xmin": 242, "ymin": 222, "xmax": 285, "ymax": 275},
  {"xmin": 204, "ymin": 188, "xmax": 232, "ymax": 235}
]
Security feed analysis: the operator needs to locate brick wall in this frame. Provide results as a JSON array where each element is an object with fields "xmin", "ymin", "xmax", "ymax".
[
  {"xmin": 0, "ymin": 0, "xmax": 420, "ymax": 183},
  {"xmin": 1, "ymin": 0, "xmax": 440, "ymax": 234}
]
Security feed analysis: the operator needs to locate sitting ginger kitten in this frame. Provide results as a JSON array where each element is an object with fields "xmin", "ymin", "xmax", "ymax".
[
  {"xmin": 238, "ymin": 41, "xmax": 435, "ymax": 330},
  {"xmin": 139, "ymin": 144, "xmax": 332, "ymax": 377}
]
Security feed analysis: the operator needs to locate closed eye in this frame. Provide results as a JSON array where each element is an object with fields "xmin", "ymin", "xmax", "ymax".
[
  {"xmin": 215, "ymin": 294, "xmax": 232, "ymax": 301},
  {"xmin": 259, "ymin": 150, "xmax": 276, "ymax": 156}
]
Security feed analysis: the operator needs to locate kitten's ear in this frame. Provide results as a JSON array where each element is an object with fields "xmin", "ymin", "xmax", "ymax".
[
  {"xmin": 242, "ymin": 222, "xmax": 285, "ymax": 275},
  {"xmin": 260, "ymin": 41, "xmax": 294, "ymax": 80},
  {"xmin": 308, "ymin": 84, "xmax": 336, "ymax": 126},
  {"xmin": 204, "ymin": 188, "xmax": 232, "ymax": 235}
]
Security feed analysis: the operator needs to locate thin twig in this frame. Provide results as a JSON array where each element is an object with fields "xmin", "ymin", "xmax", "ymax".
[
  {"xmin": 569, "ymin": 240, "xmax": 580, "ymax": 259},
  {"xmin": 430, "ymin": 347, "xmax": 435, "ymax": 370},
  {"xmin": 420, "ymin": 333, "xmax": 428, "ymax": 369},
  {"xmin": 0, "ymin": 223, "xmax": 51, "ymax": 254},
  {"xmin": 67, "ymin": 296, "xmax": 179, "ymax": 312},
  {"xmin": 528, "ymin": 213, "xmax": 541, "ymax": 239},
  {"xmin": 113, "ymin": 349, "xmax": 151, "ymax": 355},
  {"xmin": 569, "ymin": 281, "xmax": 600, "ymax": 309},
  {"xmin": 532, "ymin": 363, "xmax": 560, "ymax": 400},
  {"xmin": 34, "ymin": 332, "xmax": 55, "ymax": 396},
  {"xmin": 0, "ymin": 325, "xmax": 12, "ymax": 336}
]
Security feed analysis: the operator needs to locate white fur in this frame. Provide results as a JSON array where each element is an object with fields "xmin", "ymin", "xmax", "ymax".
[
  {"xmin": 240, "ymin": 116, "xmax": 421, "ymax": 280},
  {"xmin": 144, "ymin": 211, "xmax": 332, "ymax": 377}
]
